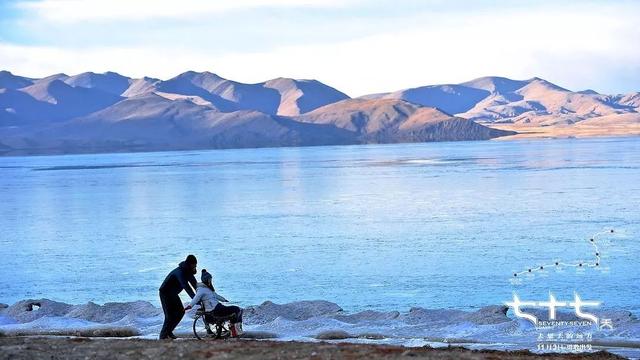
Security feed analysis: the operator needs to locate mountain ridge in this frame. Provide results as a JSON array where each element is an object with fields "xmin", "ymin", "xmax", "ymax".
[{"xmin": 1, "ymin": 70, "xmax": 637, "ymax": 155}]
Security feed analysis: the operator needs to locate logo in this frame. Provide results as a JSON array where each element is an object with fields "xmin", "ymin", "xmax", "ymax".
[
  {"xmin": 505, "ymin": 292, "xmax": 607, "ymax": 327},
  {"xmin": 505, "ymin": 229, "xmax": 620, "ymax": 353},
  {"xmin": 505, "ymin": 292, "xmax": 614, "ymax": 352}
]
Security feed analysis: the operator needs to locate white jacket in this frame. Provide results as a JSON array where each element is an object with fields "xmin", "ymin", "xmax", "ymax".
[{"xmin": 189, "ymin": 283, "xmax": 228, "ymax": 311}]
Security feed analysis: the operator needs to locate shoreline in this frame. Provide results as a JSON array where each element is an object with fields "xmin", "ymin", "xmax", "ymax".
[
  {"xmin": 485, "ymin": 124, "xmax": 640, "ymax": 140},
  {"xmin": 0, "ymin": 336, "xmax": 628, "ymax": 360},
  {"xmin": 0, "ymin": 131, "xmax": 638, "ymax": 158},
  {"xmin": 2, "ymin": 298, "xmax": 639, "ymax": 359}
]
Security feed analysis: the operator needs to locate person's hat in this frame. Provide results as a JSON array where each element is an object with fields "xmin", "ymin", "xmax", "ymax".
[
  {"xmin": 186, "ymin": 254, "xmax": 197, "ymax": 265},
  {"xmin": 201, "ymin": 269, "xmax": 212, "ymax": 283}
]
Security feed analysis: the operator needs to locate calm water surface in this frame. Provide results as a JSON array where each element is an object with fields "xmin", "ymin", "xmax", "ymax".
[{"xmin": 1, "ymin": 138, "xmax": 638, "ymax": 312}]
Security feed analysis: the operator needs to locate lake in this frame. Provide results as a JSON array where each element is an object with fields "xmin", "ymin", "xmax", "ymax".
[{"xmin": 1, "ymin": 137, "xmax": 638, "ymax": 314}]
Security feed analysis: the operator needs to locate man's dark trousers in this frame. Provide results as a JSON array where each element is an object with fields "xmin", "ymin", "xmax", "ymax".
[{"xmin": 159, "ymin": 291, "xmax": 184, "ymax": 339}]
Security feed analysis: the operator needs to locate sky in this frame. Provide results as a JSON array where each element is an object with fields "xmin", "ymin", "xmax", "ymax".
[{"xmin": 0, "ymin": 0, "xmax": 638, "ymax": 96}]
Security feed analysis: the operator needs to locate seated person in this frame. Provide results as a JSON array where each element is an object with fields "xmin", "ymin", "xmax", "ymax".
[{"xmin": 185, "ymin": 269, "xmax": 243, "ymax": 337}]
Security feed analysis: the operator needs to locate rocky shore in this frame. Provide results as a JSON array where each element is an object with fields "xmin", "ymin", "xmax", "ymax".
[
  {"xmin": 1, "ymin": 298, "xmax": 639, "ymax": 358},
  {"xmin": 0, "ymin": 336, "xmax": 628, "ymax": 360}
]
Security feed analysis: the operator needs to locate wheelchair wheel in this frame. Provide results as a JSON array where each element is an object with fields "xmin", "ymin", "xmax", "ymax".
[
  {"xmin": 193, "ymin": 313, "xmax": 216, "ymax": 340},
  {"xmin": 217, "ymin": 320, "xmax": 231, "ymax": 339}
]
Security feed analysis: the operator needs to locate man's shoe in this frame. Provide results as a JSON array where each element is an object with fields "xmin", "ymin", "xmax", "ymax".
[{"xmin": 168, "ymin": 333, "xmax": 177, "ymax": 339}]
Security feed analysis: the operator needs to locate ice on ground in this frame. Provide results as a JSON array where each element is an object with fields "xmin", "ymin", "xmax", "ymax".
[
  {"xmin": 65, "ymin": 301, "xmax": 161, "ymax": 323},
  {"xmin": 3, "ymin": 299, "xmax": 161, "ymax": 324},
  {"xmin": 1, "ymin": 298, "xmax": 639, "ymax": 357},
  {"xmin": 333, "ymin": 310, "xmax": 400, "ymax": 323},
  {"xmin": 244, "ymin": 300, "xmax": 342, "ymax": 324},
  {"xmin": 402, "ymin": 305, "xmax": 510, "ymax": 325}
]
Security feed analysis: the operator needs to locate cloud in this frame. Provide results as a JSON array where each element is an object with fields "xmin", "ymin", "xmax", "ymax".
[
  {"xmin": 0, "ymin": 43, "xmax": 215, "ymax": 79},
  {"xmin": 2, "ymin": 1, "xmax": 639, "ymax": 95},
  {"xmin": 15, "ymin": 0, "xmax": 353, "ymax": 22}
]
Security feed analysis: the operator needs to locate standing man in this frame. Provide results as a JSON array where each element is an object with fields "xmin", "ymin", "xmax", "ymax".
[{"xmin": 159, "ymin": 254, "xmax": 198, "ymax": 339}]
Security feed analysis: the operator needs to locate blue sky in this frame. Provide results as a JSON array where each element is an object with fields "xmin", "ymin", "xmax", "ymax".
[{"xmin": 0, "ymin": 0, "xmax": 638, "ymax": 96}]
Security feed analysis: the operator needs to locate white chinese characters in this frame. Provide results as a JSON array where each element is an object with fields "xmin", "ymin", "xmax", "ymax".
[{"xmin": 505, "ymin": 292, "xmax": 601, "ymax": 326}]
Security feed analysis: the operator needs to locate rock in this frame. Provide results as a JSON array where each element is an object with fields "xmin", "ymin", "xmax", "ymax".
[
  {"xmin": 0, "ymin": 326, "xmax": 139, "ymax": 337},
  {"xmin": 598, "ymin": 309, "xmax": 637, "ymax": 324},
  {"xmin": 314, "ymin": 330, "xmax": 352, "ymax": 340},
  {"xmin": 5, "ymin": 299, "xmax": 74, "ymax": 323},
  {"xmin": 243, "ymin": 300, "xmax": 343, "ymax": 325},
  {"xmin": 240, "ymin": 331, "xmax": 278, "ymax": 339},
  {"xmin": 85, "ymin": 327, "xmax": 140, "ymax": 337},
  {"xmin": 402, "ymin": 305, "xmax": 510, "ymax": 325},
  {"xmin": 65, "ymin": 301, "xmax": 161, "ymax": 323},
  {"xmin": 333, "ymin": 310, "xmax": 400, "ymax": 323},
  {"xmin": 3, "ymin": 299, "xmax": 161, "ymax": 324},
  {"xmin": 402, "ymin": 307, "xmax": 468, "ymax": 325},
  {"xmin": 466, "ymin": 305, "xmax": 510, "ymax": 325}
]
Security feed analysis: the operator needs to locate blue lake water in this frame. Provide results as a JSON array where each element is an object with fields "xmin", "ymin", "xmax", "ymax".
[{"xmin": 1, "ymin": 137, "xmax": 639, "ymax": 314}]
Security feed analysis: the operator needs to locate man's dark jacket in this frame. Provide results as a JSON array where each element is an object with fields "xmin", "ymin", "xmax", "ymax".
[{"xmin": 159, "ymin": 261, "xmax": 197, "ymax": 298}]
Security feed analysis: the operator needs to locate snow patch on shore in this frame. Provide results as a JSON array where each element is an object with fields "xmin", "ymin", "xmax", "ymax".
[{"xmin": 1, "ymin": 298, "xmax": 639, "ymax": 357}]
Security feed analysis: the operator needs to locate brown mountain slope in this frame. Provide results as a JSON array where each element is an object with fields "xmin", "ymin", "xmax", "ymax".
[
  {"xmin": 298, "ymin": 98, "xmax": 515, "ymax": 143},
  {"xmin": 0, "ymin": 94, "xmax": 355, "ymax": 154}
]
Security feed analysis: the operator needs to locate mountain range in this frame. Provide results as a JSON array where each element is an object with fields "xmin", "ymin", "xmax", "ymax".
[{"xmin": 1, "ymin": 70, "xmax": 638, "ymax": 155}]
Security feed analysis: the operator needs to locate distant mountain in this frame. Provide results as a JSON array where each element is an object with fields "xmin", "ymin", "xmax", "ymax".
[
  {"xmin": 64, "ymin": 71, "xmax": 131, "ymax": 96},
  {"xmin": 1, "ymin": 70, "xmax": 636, "ymax": 155},
  {"xmin": 577, "ymin": 89, "xmax": 599, "ymax": 95},
  {"xmin": 371, "ymin": 84, "xmax": 490, "ymax": 115},
  {"xmin": 263, "ymin": 77, "xmax": 349, "ymax": 116},
  {"xmin": 152, "ymin": 71, "xmax": 241, "ymax": 112},
  {"xmin": 121, "ymin": 77, "xmax": 160, "ymax": 97},
  {"xmin": 1, "ymin": 93, "xmax": 354, "ymax": 153},
  {"xmin": 0, "ymin": 88, "xmax": 55, "ymax": 125},
  {"xmin": 616, "ymin": 92, "xmax": 640, "ymax": 108},
  {"xmin": 153, "ymin": 71, "xmax": 349, "ymax": 115},
  {"xmin": 298, "ymin": 98, "xmax": 512, "ymax": 142},
  {"xmin": 460, "ymin": 76, "xmax": 530, "ymax": 94},
  {"xmin": 0, "ymin": 71, "xmax": 33, "ymax": 89},
  {"xmin": 33, "ymin": 73, "xmax": 70, "ymax": 84},
  {"xmin": 1, "ymin": 75, "xmax": 122, "ymax": 126},
  {"xmin": 495, "ymin": 78, "xmax": 624, "ymax": 125},
  {"xmin": 372, "ymin": 76, "xmax": 637, "ymax": 126},
  {"xmin": 19, "ymin": 78, "xmax": 123, "ymax": 121}
]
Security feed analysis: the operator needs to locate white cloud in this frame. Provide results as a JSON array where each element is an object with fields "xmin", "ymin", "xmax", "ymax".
[
  {"xmin": 2, "ymin": 2, "xmax": 639, "ymax": 95},
  {"xmin": 0, "ymin": 43, "xmax": 215, "ymax": 79},
  {"xmin": 16, "ymin": 0, "xmax": 352, "ymax": 22},
  {"xmin": 210, "ymin": 5, "xmax": 640, "ymax": 95}
]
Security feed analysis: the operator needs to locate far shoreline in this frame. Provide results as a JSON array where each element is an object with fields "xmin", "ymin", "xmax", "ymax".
[
  {"xmin": 485, "ymin": 123, "xmax": 640, "ymax": 141},
  {"xmin": 0, "ymin": 132, "xmax": 639, "ymax": 159}
]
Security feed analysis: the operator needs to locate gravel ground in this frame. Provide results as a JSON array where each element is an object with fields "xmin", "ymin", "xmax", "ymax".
[{"xmin": 0, "ymin": 336, "xmax": 628, "ymax": 360}]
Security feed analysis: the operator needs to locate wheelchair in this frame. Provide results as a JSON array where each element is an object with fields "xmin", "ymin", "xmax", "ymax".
[{"xmin": 192, "ymin": 301, "xmax": 238, "ymax": 340}]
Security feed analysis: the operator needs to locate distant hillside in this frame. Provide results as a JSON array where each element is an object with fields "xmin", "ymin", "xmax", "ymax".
[
  {"xmin": 4, "ymin": 70, "xmax": 637, "ymax": 155},
  {"xmin": 298, "ymin": 98, "xmax": 510, "ymax": 143},
  {"xmin": 372, "ymin": 76, "xmax": 638, "ymax": 127}
]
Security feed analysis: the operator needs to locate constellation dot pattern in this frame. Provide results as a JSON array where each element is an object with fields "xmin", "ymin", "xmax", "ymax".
[{"xmin": 510, "ymin": 229, "xmax": 614, "ymax": 282}]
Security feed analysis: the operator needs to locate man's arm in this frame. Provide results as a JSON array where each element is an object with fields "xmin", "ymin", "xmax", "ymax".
[
  {"xmin": 178, "ymin": 271, "xmax": 196, "ymax": 298},
  {"xmin": 188, "ymin": 274, "xmax": 197, "ymax": 294}
]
